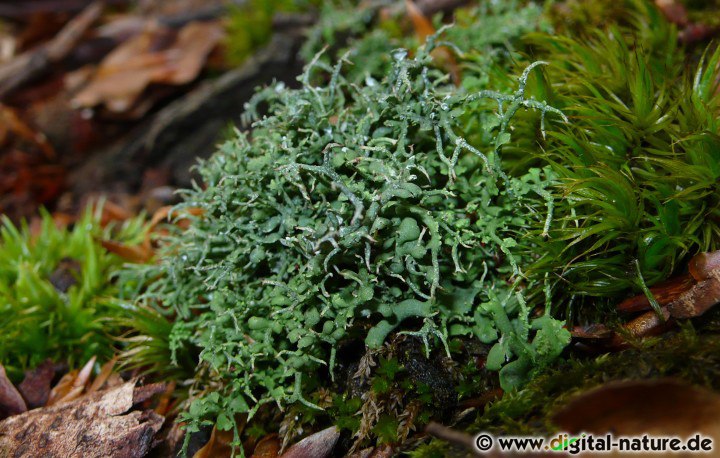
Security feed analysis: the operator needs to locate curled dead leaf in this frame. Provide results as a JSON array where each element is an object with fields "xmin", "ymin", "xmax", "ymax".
[
  {"xmin": 17, "ymin": 359, "xmax": 56, "ymax": 409},
  {"xmin": 100, "ymin": 239, "xmax": 154, "ymax": 263},
  {"xmin": 46, "ymin": 369, "xmax": 78, "ymax": 406},
  {"xmin": 192, "ymin": 425, "xmax": 237, "ymax": 458},
  {"xmin": 87, "ymin": 356, "xmax": 118, "ymax": 394},
  {"xmin": 405, "ymin": 0, "xmax": 461, "ymax": 84},
  {"xmin": 0, "ymin": 364, "xmax": 27, "ymax": 420},
  {"xmin": 552, "ymin": 379, "xmax": 720, "ymax": 440},
  {"xmin": 280, "ymin": 426, "xmax": 340, "ymax": 458},
  {"xmin": 47, "ymin": 355, "xmax": 96, "ymax": 406},
  {"xmin": 251, "ymin": 434, "xmax": 281, "ymax": 458}
]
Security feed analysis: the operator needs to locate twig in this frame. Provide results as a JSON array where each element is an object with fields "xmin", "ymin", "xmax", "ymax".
[
  {"xmin": 0, "ymin": 2, "xmax": 103, "ymax": 99},
  {"xmin": 425, "ymin": 422, "xmax": 482, "ymax": 456},
  {"xmin": 0, "ymin": 0, "xmax": 125, "ymax": 20}
]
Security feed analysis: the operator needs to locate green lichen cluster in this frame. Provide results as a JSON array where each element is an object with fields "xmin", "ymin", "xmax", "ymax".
[
  {"xmin": 0, "ymin": 208, "xmax": 146, "ymax": 380},
  {"xmin": 121, "ymin": 0, "xmax": 720, "ymax": 452},
  {"xmin": 127, "ymin": 28, "xmax": 569, "ymax": 443},
  {"xmin": 301, "ymin": 0, "xmax": 549, "ymax": 83}
]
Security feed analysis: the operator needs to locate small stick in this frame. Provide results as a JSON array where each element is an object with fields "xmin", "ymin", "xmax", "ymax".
[
  {"xmin": 425, "ymin": 422, "xmax": 483, "ymax": 456},
  {"xmin": 0, "ymin": 2, "xmax": 103, "ymax": 98}
]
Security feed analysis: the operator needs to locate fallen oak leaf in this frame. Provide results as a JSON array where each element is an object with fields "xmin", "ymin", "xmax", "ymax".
[{"xmin": 0, "ymin": 364, "xmax": 27, "ymax": 420}]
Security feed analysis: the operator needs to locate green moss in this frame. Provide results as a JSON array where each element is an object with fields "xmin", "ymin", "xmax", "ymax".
[
  {"xmin": 496, "ymin": 1, "xmax": 720, "ymax": 323},
  {"xmin": 0, "ymin": 207, "xmax": 146, "ymax": 380},
  {"xmin": 224, "ymin": 0, "xmax": 318, "ymax": 67}
]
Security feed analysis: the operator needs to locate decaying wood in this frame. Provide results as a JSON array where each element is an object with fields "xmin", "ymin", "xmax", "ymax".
[
  {"xmin": 0, "ymin": 381, "xmax": 164, "ymax": 458},
  {"xmin": 668, "ymin": 277, "xmax": 720, "ymax": 318},
  {"xmin": 689, "ymin": 250, "xmax": 720, "ymax": 281},
  {"xmin": 0, "ymin": 2, "xmax": 103, "ymax": 99},
  {"xmin": 617, "ymin": 274, "xmax": 695, "ymax": 313}
]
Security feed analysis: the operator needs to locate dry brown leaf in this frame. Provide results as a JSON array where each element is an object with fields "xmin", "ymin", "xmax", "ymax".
[
  {"xmin": 72, "ymin": 20, "xmax": 224, "ymax": 114},
  {"xmin": 655, "ymin": 0, "xmax": 688, "ymax": 26},
  {"xmin": 46, "ymin": 369, "xmax": 78, "ymax": 406},
  {"xmin": 0, "ymin": 364, "xmax": 27, "ymax": 420},
  {"xmin": 87, "ymin": 356, "xmax": 118, "ymax": 394},
  {"xmin": 53, "ymin": 355, "xmax": 96, "ymax": 405},
  {"xmin": 569, "ymin": 323, "xmax": 614, "ymax": 340},
  {"xmin": 405, "ymin": 0, "xmax": 460, "ymax": 84},
  {"xmin": 251, "ymin": 434, "xmax": 281, "ymax": 458},
  {"xmin": 0, "ymin": 104, "xmax": 55, "ymax": 158},
  {"xmin": 101, "ymin": 239, "xmax": 153, "ymax": 263},
  {"xmin": 154, "ymin": 380, "xmax": 176, "ymax": 416},
  {"xmin": 405, "ymin": 0, "xmax": 436, "ymax": 41},
  {"xmin": 280, "ymin": 426, "xmax": 340, "ymax": 458},
  {"xmin": 46, "ymin": 356, "xmax": 95, "ymax": 406},
  {"xmin": 552, "ymin": 379, "xmax": 720, "ymax": 443},
  {"xmin": 0, "ymin": 381, "xmax": 164, "ymax": 458},
  {"xmin": 170, "ymin": 22, "xmax": 225, "ymax": 84},
  {"xmin": 98, "ymin": 199, "xmax": 134, "ymax": 225},
  {"xmin": 193, "ymin": 425, "xmax": 237, "ymax": 458},
  {"xmin": 144, "ymin": 205, "xmax": 204, "ymax": 254},
  {"xmin": 617, "ymin": 274, "xmax": 695, "ymax": 313},
  {"xmin": 17, "ymin": 359, "xmax": 56, "ymax": 409},
  {"xmin": 149, "ymin": 204, "xmax": 204, "ymax": 230}
]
